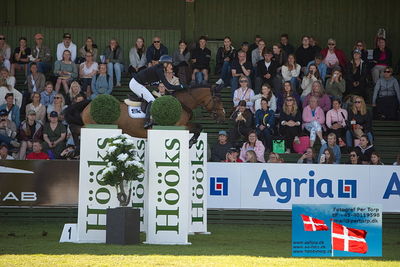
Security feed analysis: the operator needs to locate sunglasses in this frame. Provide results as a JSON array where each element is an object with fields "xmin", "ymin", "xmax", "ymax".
[
  {"xmin": 384, "ymin": 71, "xmax": 392, "ymax": 73},
  {"xmin": 350, "ymin": 154, "xmax": 357, "ymax": 157},
  {"xmin": 354, "ymin": 101, "xmax": 361, "ymax": 104},
  {"xmin": 286, "ymin": 99, "xmax": 294, "ymax": 102},
  {"xmin": 0, "ymin": 37, "xmax": 5, "ymax": 40},
  {"xmin": 54, "ymin": 97, "xmax": 61, "ymax": 99},
  {"xmin": 328, "ymin": 43, "xmax": 335, "ymax": 46},
  {"xmin": 239, "ymin": 80, "xmax": 248, "ymax": 83},
  {"xmin": 153, "ymin": 40, "xmax": 160, "ymax": 43}
]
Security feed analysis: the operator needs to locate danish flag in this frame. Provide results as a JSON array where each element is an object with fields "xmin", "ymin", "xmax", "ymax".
[
  {"xmin": 300, "ymin": 214, "xmax": 329, "ymax": 231},
  {"xmin": 332, "ymin": 222, "xmax": 368, "ymax": 254}
]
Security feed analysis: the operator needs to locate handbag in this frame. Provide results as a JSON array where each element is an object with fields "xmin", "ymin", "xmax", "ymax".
[
  {"xmin": 293, "ymin": 136, "xmax": 310, "ymax": 154},
  {"xmin": 272, "ymin": 139, "xmax": 285, "ymax": 154}
]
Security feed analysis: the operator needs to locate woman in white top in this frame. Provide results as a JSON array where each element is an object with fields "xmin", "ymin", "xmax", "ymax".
[
  {"xmin": 301, "ymin": 64, "xmax": 321, "ymax": 99},
  {"xmin": 47, "ymin": 93, "xmax": 68, "ymax": 124},
  {"xmin": 0, "ymin": 68, "xmax": 16, "ymax": 88},
  {"xmin": 128, "ymin": 37, "xmax": 147, "ymax": 77},
  {"xmin": 79, "ymin": 51, "xmax": 98, "ymax": 98},
  {"xmin": 233, "ymin": 75, "xmax": 255, "ymax": 112},
  {"xmin": 25, "ymin": 92, "xmax": 46, "ymax": 124},
  {"xmin": 281, "ymin": 54, "xmax": 301, "ymax": 90},
  {"xmin": 251, "ymin": 83, "xmax": 277, "ymax": 112}
]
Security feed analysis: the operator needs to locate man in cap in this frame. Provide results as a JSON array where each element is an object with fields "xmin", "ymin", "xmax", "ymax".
[
  {"xmin": 224, "ymin": 147, "xmax": 243, "ymax": 162},
  {"xmin": 0, "ymin": 109, "xmax": 19, "ymax": 148},
  {"xmin": 210, "ymin": 130, "xmax": 232, "ymax": 162},
  {"xmin": 56, "ymin": 33, "xmax": 77, "ymax": 62},
  {"xmin": 30, "ymin": 33, "xmax": 52, "ymax": 74}
]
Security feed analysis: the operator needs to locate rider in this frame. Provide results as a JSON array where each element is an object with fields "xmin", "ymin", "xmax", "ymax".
[{"xmin": 129, "ymin": 55, "xmax": 186, "ymax": 128}]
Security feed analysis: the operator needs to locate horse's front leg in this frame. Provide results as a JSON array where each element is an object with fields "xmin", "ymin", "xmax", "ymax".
[{"xmin": 187, "ymin": 122, "xmax": 203, "ymax": 148}]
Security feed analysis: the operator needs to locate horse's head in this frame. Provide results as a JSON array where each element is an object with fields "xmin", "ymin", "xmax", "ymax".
[{"xmin": 205, "ymin": 86, "xmax": 225, "ymax": 123}]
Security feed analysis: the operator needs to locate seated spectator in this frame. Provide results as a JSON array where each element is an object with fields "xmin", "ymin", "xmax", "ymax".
[
  {"xmin": 352, "ymin": 41, "xmax": 368, "ymax": 62},
  {"xmin": 129, "ymin": 37, "xmax": 147, "ymax": 77},
  {"xmin": 152, "ymin": 83, "xmax": 170, "ymax": 98},
  {"xmin": 191, "ymin": 36, "xmax": 211, "ymax": 85},
  {"xmin": 355, "ymin": 134, "xmax": 375, "ymax": 164},
  {"xmin": 54, "ymin": 50, "xmax": 78, "ymax": 94},
  {"xmin": 66, "ymin": 81, "xmax": 81, "ymax": 106},
  {"xmin": 295, "ymin": 36, "xmax": 316, "ymax": 72},
  {"xmin": 326, "ymin": 99, "xmax": 347, "ymax": 145},
  {"xmin": 372, "ymin": 38, "xmax": 392, "ymax": 84},
  {"xmin": 17, "ymin": 110, "xmax": 43, "ymax": 160},
  {"xmin": 300, "ymin": 64, "xmax": 322, "ymax": 99},
  {"xmin": 252, "ymin": 83, "xmax": 277, "ymax": 112},
  {"xmin": 237, "ymin": 41, "xmax": 251, "ymax": 62},
  {"xmin": 0, "ymin": 35, "xmax": 11, "ymax": 71},
  {"xmin": 267, "ymin": 152, "xmax": 283, "ymax": 163},
  {"xmin": 319, "ymin": 147, "xmax": 335, "ymax": 164},
  {"xmin": 224, "ymin": 147, "xmax": 243, "ymax": 163},
  {"xmin": 280, "ymin": 96, "xmax": 302, "ymax": 153},
  {"xmin": 239, "ymin": 130, "xmax": 265, "ymax": 163},
  {"xmin": 26, "ymin": 92, "xmax": 46, "ymax": 125},
  {"xmin": 0, "ymin": 78, "xmax": 22, "ymax": 108},
  {"xmin": 27, "ymin": 63, "xmax": 45, "ymax": 95},
  {"xmin": 370, "ymin": 151, "xmax": 384, "ymax": 165},
  {"xmin": 325, "ymin": 67, "xmax": 346, "ymax": 100},
  {"xmin": 233, "ymin": 76, "xmax": 255, "ymax": 112},
  {"xmin": 215, "ymin": 36, "xmax": 235, "ymax": 86},
  {"xmin": 281, "ymin": 54, "xmax": 301, "ymax": 89},
  {"xmin": 210, "ymin": 130, "xmax": 232, "ymax": 162},
  {"xmin": 229, "ymin": 100, "xmax": 253, "ymax": 142},
  {"xmin": 90, "ymin": 63, "xmax": 113, "ymax": 100},
  {"xmin": 297, "ymin": 147, "xmax": 316, "ymax": 164},
  {"xmin": 42, "ymin": 111, "xmax": 66, "ymax": 159},
  {"xmin": 77, "ymin": 37, "xmax": 98, "ymax": 64},
  {"xmin": 272, "ymin": 43, "xmax": 288, "ymax": 68},
  {"xmin": 255, "ymin": 49, "xmax": 280, "ymax": 94},
  {"xmin": 306, "ymin": 54, "xmax": 327, "ymax": 82},
  {"xmin": 26, "ymin": 141, "xmax": 49, "ymax": 160},
  {"xmin": 56, "ymin": 33, "xmax": 77, "ymax": 62},
  {"xmin": 245, "ymin": 150, "xmax": 260, "ymax": 163},
  {"xmin": 302, "ymin": 81, "xmax": 331, "ymax": 112},
  {"xmin": 0, "ymin": 109, "xmax": 19, "ymax": 148},
  {"xmin": 172, "ymin": 40, "xmax": 190, "ymax": 85},
  {"xmin": 146, "ymin": 36, "xmax": 168, "ymax": 67},
  {"xmin": 276, "ymin": 81, "xmax": 301, "ymax": 113},
  {"xmin": 230, "ymin": 50, "xmax": 252, "ymax": 94},
  {"xmin": 73, "ymin": 93, "xmax": 85, "ymax": 104},
  {"xmin": 346, "ymin": 96, "xmax": 373, "ymax": 147},
  {"xmin": 104, "ymin": 39, "xmax": 123, "ymax": 87},
  {"xmin": 372, "ymin": 67, "xmax": 400, "ymax": 120},
  {"xmin": 347, "ymin": 149, "xmax": 361, "ymax": 164},
  {"xmin": 393, "ymin": 154, "xmax": 400, "ymax": 166},
  {"xmin": 320, "ymin": 38, "xmax": 347, "ymax": 74},
  {"xmin": 0, "ymin": 144, "xmax": 14, "ymax": 159},
  {"xmin": 302, "ymin": 96, "xmax": 326, "ymax": 147},
  {"xmin": 280, "ymin": 33, "xmax": 295, "ymax": 55},
  {"xmin": 251, "ymin": 39, "xmax": 265, "ymax": 69},
  {"xmin": 79, "ymin": 51, "xmax": 98, "ymax": 98},
  {"xmin": 11, "ymin": 37, "xmax": 31, "ymax": 77},
  {"xmin": 309, "ymin": 36, "xmax": 322, "ymax": 55},
  {"xmin": 0, "ymin": 93, "xmax": 20, "ymax": 127},
  {"xmin": 0, "ymin": 67, "xmax": 16, "ymax": 88},
  {"xmin": 40, "ymin": 81, "xmax": 56, "ymax": 107},
  {"xmin": 30, "ymin": 33, "xmax": 52, "ymax": 74},
  {"xmin": 47, "ymin": 93, "xmax": 67, "ymax": 123},
  {"xmin": 318, "ymin": 133, "xmax": 341, "ymax": 164},
  {"xmin": 255, "ymin": 98, "xmax": 275, "ymax": 151},
  {"xmin": 346, "ymin": 49, "xmax": 368, "ymax": 100}
]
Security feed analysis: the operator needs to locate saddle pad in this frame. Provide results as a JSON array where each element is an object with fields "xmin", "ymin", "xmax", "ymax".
[{"xmin": 128, "ymin": 106, "xmax": 146, "ymax": 119}]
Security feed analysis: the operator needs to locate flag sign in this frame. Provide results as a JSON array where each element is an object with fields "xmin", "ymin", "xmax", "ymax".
[{"xmin": 292, "ymin": 204, "xmax": 381, "ymax": 257}]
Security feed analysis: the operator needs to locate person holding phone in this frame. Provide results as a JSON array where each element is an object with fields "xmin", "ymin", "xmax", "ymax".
[
  {"xmin": 297, "ymin": 147, "xmax": 316, "ymax": 164},
  {"xmin": 319, "ymin": 148, "xmax": 335, "ymax": 164}
]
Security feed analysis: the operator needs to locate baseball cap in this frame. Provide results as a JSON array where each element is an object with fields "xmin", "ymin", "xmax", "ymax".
[
  {"xmin": 49, "ymin": 111, "xmax": 58, "ymax": 117},
  {"xmin": 228, "ymin": 147, "xmax": 239, "ymax": 153},
  {"xmin": 218, "ymin": 130, "xmax": 227, "ymax": 136},
  {"xmin": 0, "ymin": 109, "xmax": 8, "ymax": 116},
  {"xmin": 27, "ymin": 110, "xmax": 36, "ymax": 116},
  {"xmin": 63, "ymin": 33, "xmax": 72, "ymax": 39},
  {"xmin": 353, "ymin": 49, "xmax": 362, "ymax": 55}
]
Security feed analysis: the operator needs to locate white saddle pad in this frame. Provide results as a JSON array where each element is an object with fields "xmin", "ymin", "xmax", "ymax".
[{"xmin": 128, "ymin": 106, "xmax": 146, "ymax": 119}]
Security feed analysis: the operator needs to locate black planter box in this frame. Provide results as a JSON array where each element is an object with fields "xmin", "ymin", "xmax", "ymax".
[{"xmin": 106, "ymin": 207, "xmax": 140, "ymax": 245}]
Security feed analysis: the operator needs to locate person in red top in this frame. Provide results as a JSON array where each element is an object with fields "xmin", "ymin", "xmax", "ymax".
[
  {"xmin": 320, "ymin": 38, "xmax": 347, "ymax": 75},
  {"xmin": 26, "ymin": 141, "xmax": 49, "ymax": 160}
]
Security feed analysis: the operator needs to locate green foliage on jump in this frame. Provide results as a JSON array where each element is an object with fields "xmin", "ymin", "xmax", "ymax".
[
  {"xmin": 150, "ymin": 95, "xmax": 182, "ymax": 126},
  {"xmin": 90, "ymin": 95, "xmax": 121, "ymax": 124}
]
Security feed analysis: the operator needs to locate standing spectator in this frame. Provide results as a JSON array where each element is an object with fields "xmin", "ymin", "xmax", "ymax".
[
  {"xmin": 295, "ymin": 36, "xmax": 316, "ymax": 72},
  {"xmin": 11, "ymin": 37, "xmax": 31, "ymax": 77},
  {"xmin": 280, "ymin": 33, "xmax": 295, "ymax": 55},
  {"xmin": 297, "ymin": 147, "xmax": 316, "ymax": 164},
  {"xmin": 27, "ymin": 63, "xmax": 46, "ymax": 95},
  {"xmin": 17, "ymin": 110, "xmax": 43, "ymax": 159},
  {"xmin": 346, "ymin": 96, "xmax": 373, "ymax": 147},
  {"xmin": 104, "ymin": 39, "xmax": 123, "ymax": 87},
  {"xmin": 0, "ymin": 109, "xmax": 19, "ymax": 148},
  {"xmin": 347, "ymin": 149, "xmax": 361, "ymax": 164},
  {"xmin": 320, "ymin": 38, "xmax": 347, "ymax": 74},
  {"xmin": 372, "ymin": 67, "xmax": 400, "ymax": 120},
  {"xmin": 54, "ymin": 50, "xmax": 78, "ymax": 94},
  {"xmin": 233, "ymin": 76, "xmax": 255, "ymax": 112},
  {"xmin": 326, "ymin": 99, "xmax": 347, "ymax": 144},
  {"xmin": 239, "ymin": 130, "xmax": 265, "ymax": 162},
  {"xmin": 129, "ymin": 37, "xmax": 147, "ymax": 76},
  {"xmin": 302, "ymin": 96, "xmax": 326, "ymax": 147},
  {"xmin": 276, "ymin": 81, "xmax": 301, "ymax": 114},
  {"xmin": 319, "ymin": 147, "xmax": 335, "ymax": 164},
  {"xmin": 302, "ymin": 81, "xmax": 331, "ymax": 112},
  {"xmin": 77, "ymin": 37, "xmax": 98, "ymax": 63},
  {"xmin": 210, "ymin": 130, "xmax": 232, "ymax": 162},
  {"xmin": 281, "ymin": 54, "xmax": 301, "ymax": 89},
  {"xmin": 0, "ymin": 67, "xmax": 16, "ymax": 88},
  {"xmin": 79, "ymin": 51, "xmax": 98, "ymax": 97},
  {"xmin": 91, "ymin": 63, "xmax": 113, "ymax": 100},
  {"xmin": 172, "ymin": 40, "xmax": 191, "ymax": 85},
  {"xmin": 300, "ymin": 64, "xmax": 321, "ymax": 99},
  {"xmin": 325, "ymin": 67, "xmax": 346, "ymax": 100},
  {"xmin": 255, "ymin": 98, "xmax": 275, "ymax": 151},
  {"xmin": 191, "ymin": 36, "xmax": 211, "ymax": 84},
  {"xmin": 252, "ymin": 83, "xmax": 277, "ymax": 112},
  {"xmin": 56, "ymin": 33, "xmax": 77, "ymax": 62},
  {"xmin": 279, "ymin": 96, "xmax": 302, "ymax": 153},
  {"xmin": 26, "ymin": 92, "xmax": 46, "ymax": 125},
  {"xmin": 355, "ymin": 134, "xmax": 375, "ymax": 164},
  {"xmin": 0, "ymin": 34, "xmax": 11, "ymax": 71},
  {"xmin": 30, "ymin": 33, "xmax": 52, "ymax": 74},
  {"xmin": 251, "ymin": 39, "xmax": 266, "ymax": 68},
  {"xmin": 346, "ymin": 49, "xmax": 368, "ymax": 99},
  {"xmin": 306, "ymin": 55, "xmax": 328, "ymax": 82},
  {"xmin": 215, "ymin": 36, "xmax": 235, "ymax": 86},
  {"xmin": 318, "ymin": 133, "xmax": 341, "ymax": 164},
  {"xmin": 26, "ymin": 141, "xmax": 49, "ymax": 160},
  {"xmin": 146, "ymin": 36, "xmax": 168, "ymax": 67},
  {"xmin": 370, "ymin": 152, "xmax": 384, "ymax": 165},
  {"xmin": 40, "ymin": 81, "xmax": 57, "ymax": 107},
  {"xmin": 229, "ymin": 100, "xmax": 253, "ymax": 142},
  {"xmin": 0, "ymin": 144, "xmax": 14, "ymax": 159},
  {"xmin": 249, "ymin": 35, "xmax": 262, "ymax": 54},
  {"xmin": 255, "ymin": 49, "xmax": 279, "ymax": 94},
  {"xmin": 371, "ymin": 38, "xmax": 392, "ymax": 84},
  {"xmin": 230, "ymin": 50, "xmax": 252, "ymax": 94},
  {"xmin": 0, "ymin": 93, "xmax": 20, "ymax": 127},
  {"xmin": 42, "ymin": 111, "xmax": 66, "ymax": 159}
]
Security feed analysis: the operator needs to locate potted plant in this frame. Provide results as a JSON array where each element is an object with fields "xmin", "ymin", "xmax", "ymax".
[{"xmin": 100, "ymin": 134, "xmax": 145, "ymax": 245}]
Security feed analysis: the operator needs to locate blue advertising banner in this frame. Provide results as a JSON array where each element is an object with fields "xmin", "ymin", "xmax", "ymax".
[{"xmin": 292, "ymin": 204, "xmax": 382, "ymax": 257}]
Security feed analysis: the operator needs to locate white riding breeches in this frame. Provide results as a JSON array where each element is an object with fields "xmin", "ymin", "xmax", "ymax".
[{"xmin": 129, "ymin": 77, "xmax": 155, "ymax": 103}]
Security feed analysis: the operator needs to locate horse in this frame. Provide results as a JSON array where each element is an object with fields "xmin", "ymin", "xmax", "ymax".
[{"xmin": 66, "ymin": 86, "xmax": 225, "ymax": 146}]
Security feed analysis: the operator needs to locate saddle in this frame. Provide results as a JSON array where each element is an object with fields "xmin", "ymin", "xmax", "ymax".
[{"xmin": 125, "ymin": 94, "xmax": 148, "ymax": 118}]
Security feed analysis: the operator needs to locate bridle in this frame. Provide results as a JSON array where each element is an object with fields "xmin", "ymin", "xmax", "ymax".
[{"xmin": 189, "ymin": 88, "xmax": 225, "ymax": 119}]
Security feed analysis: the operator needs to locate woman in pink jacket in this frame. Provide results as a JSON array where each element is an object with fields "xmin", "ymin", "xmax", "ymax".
[
  {"xmin": 326, "ymin": 98, "xmax": 348, "ymax": 145},
  {"xmin": 239, "ymin": 130, "xmax": 265, "ymax": 162},
  {"xmin": 302, "ymin": 81, "xmax": 331, "ymax": 112},
  {"xmin": 302, "ymin": 96, "xmax": 326, "ymax": 147}
]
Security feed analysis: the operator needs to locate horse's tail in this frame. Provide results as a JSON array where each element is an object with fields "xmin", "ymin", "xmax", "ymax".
[{"xmin": 64, "ymin": 99, "xmax": 91, "ymax": 126}]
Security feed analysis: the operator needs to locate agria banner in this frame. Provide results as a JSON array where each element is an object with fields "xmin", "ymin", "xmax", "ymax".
[{"xmin": 208, "ymin": 163, "xmax": 400, "ymax": 212}]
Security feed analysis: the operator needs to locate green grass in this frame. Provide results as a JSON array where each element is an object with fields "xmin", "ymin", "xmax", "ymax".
[{"xmin": 0, "ymin": 220, "xmax": 399, "ymax": 266}]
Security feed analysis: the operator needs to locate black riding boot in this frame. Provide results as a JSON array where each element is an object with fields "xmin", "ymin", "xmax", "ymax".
[{"xmin": 144, "ymin": 101, "xmax": 154, "ymax": 129}]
